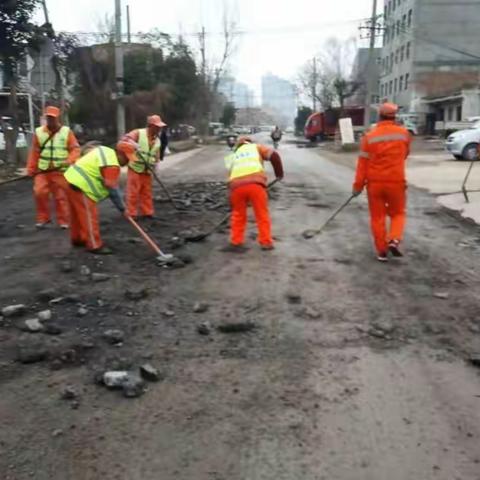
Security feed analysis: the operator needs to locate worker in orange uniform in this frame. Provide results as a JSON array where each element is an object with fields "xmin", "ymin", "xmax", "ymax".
[
  {"xmin": 63, "ymin": 141, "xmax": 132, "ymax": 254},
  {"xmin": 121, "ymin": 115, "xmax": 167, "ymax": 219},
  {"xmin": 27, "ymin": 106, "xmax": 80, "ymax": 228},
  {"xmin": 224, "ymin": 136, "xmax": 284, "ymax": 252},
  {"xmin": 352, "ymin": 103, "xmax": 411, "ymax": 262}
]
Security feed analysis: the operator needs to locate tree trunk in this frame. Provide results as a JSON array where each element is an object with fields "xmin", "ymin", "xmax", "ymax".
[{"xmin": 5, "ymin": 80, "xmax": 20, "ymax": 164}]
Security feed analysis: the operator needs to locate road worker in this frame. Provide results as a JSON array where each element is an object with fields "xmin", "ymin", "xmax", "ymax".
[
  {"xmin": 121, "ymin": 115, "xmax": 167, "ymax": 219},
  {"xmin": 27, "ymin": 106, "xmax": 80, "ymax": 228},
  {"xmin": 63, "ymin": 141, "xmax": 131, "ymax": 254},
  {"xmin": 224, "ymin": 136, "xmax": 284, "ymax": 251},
  {"xmin": 352, "ymin": 102, "xmax": 411, "ymax": 262}
]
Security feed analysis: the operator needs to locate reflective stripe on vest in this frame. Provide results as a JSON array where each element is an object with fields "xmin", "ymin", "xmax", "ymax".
[
  {"xmin": 64, "ymin": 146, "xmax": 119, "ymax": 202},
  {"xmin": 36, "ymin": 126, "xmax": 70, "ymax": 171},
  {"xmin": 130, "ymin": 128, "xmax": 160, "ymax": 173},
  {"xmin": 367, "ymin": 133, "xmax": 409, "ymax": 145},
  {"xmin": 227, "ymin": 143, "xmax": 264, "ymax": 181}
]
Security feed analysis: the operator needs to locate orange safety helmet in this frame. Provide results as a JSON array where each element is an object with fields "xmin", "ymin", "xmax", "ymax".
[
  {"xmin": 147, "ymin": 115, "xmax": 167, "ymax": 128},
  {"xmin": 44, "ymin": 106, "xmax": 61, "ymax": 117},
  {"xmin": 235, "ymin": 135, "xmax": 253, "ymax": 148},
  {"xmin": 116, "ymin": 140, "xmax": 138, "ymax": 162},
  {"xmin": 378, "ymin": 102, "xmax": 399, "ymax": 118}
]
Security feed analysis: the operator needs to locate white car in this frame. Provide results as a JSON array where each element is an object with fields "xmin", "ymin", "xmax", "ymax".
[
  {"xmin": 445, "ymin": 120, "xmax": 480, "ymax": 160},
  {"xmin": 0, "ymin": 129, "xmax": 28, "ymax": 150}
]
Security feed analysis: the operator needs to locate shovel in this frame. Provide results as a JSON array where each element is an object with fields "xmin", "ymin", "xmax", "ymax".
[
  {"xmin": 302, "ymin": 194, "xmax": 355, "ymax": 239},
  {"xmin": 185, "ymin": 179, "xmax": 281, "ymax": 243},
  {"xmin": 125, "ymin": 214, "xmax": 173, "ymax": 261}
]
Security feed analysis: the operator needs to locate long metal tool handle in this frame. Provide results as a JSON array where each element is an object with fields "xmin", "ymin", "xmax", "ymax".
[
  {"xmin": 138, "ymin": 152, "xmax": 181, "ymax": 210},
  {"xmin": 462, "ymin": 160, "xmax": 476, "ymax": 203},
  {"xmin": 125, "ymin": 214, "xmax": 168, "ymax": 258},
  {"xmin": 314, "ymin": 194, "xmax": 355, "ymax": 235}
]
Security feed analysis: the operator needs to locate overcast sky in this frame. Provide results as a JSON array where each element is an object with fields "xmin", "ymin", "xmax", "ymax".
[{"xmin": 34, "ymin": 0, "xmax": 375, "ymax": 99}]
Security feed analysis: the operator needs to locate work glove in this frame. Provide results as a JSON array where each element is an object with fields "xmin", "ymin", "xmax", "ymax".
[
  {"xmin": 108, "ymin": 188, "xmax": 125, "ymax": 213},
  {"xmin": 352, "ymin": 188, "xmax": 362, "ymax": 197}
]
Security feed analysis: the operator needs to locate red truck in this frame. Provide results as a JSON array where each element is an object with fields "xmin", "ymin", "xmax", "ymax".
[{"xmin": 304, "ymin": 106, "xmax": 365, "ymax": 141}]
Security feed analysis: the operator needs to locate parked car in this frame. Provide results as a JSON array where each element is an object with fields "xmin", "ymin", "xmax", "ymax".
[
  {"xmin": 0, "ymin": 127, "xmax": 28, "ymax": 150},
  {"xmin": 445, "ymin": 120, "xmax": 480, "ymax": 160}
]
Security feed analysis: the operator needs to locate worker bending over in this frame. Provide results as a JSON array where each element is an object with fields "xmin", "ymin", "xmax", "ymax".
[
  {"xmin": 352, "ymin": 103, "xmax": 411, "ymax": 262},
  {"xmin": 225, "ymin": 136, "xmax": 284, "ymax": 251},
  {"xmin": 27, "ymin": 106, "xmax": 80, "ymax": 228},
  {"xmin": 121, "ymin": 115, "xmax": 167, "ymax": 219},
  {"xmin": 63, "ymin": 141, "xmax": 133, "ymax": 254}
]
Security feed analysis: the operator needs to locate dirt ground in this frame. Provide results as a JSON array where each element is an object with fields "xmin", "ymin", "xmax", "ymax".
[{"xmin": 1, "ymin": 137, "xmax": 480, "ymax": 480}]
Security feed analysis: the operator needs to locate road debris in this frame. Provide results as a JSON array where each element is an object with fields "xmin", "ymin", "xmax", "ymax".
[
  {"xmin": 22, "ymin": 318, "xmax": 44, "ymax": 333},
  {"xmin": 434, "ymin": 292, "xmax": 450, "ymax": 300},
  {"xmin": 80, "ymin": 265, "xmax": 91, "ymax": 276},
  {"xmin": 285, "ymin": 292, "xmax": 302, "ymax": 304},
  {"xmin": 91, "ymin": 273, "xmax": 111, "ymax": 283},
  {"xmin": 102, "ymin": 329, "xmax": 125, "ymax": 345},
  {"xmin": 61, "ymin": 386, "xmax": 78, "ymax": 400},
  {"xmin": 38, "ymin": 310, "xmax": 52, "ymax": 321},
  {"xmin": 125, "ymin": 288, "xmax": 149, "ymax": 301},
  {"xmin": 217, "ymin": 321, "xmax": 256, "ymax": 333},
  {"xmin": 2, "ymin": 304, "xmax": 26, "ymax": 317},
  {"xmin": 140, "ymin": 364, "xmax": 162, "ymax": 382},
  {"xmin": 193, "ymin": 302, "xmax": 210, "ymax": 313},
  {"xmin": 197, "ymin": 321, "xmax": 212, "ymax": 335}
]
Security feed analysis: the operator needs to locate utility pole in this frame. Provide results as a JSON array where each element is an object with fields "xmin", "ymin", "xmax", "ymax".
[
  {"xmin": 126, "ymin": 4, "xmax": 131, "ymax": 44},
  {"xmin": 114, "ymin": 0, "xmax": 125, "ymax": 136},
  {"xmin": 364, "ymin": 0, "xmax": 378, "ymax": 128},
  {"xmin": 312, "ymin": 57, "xmax": 317, "ymax": 112}
]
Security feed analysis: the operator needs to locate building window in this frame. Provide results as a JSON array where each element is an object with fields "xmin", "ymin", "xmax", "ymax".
[
  {"xmin": 396, "ymin": 20, "xmax": 401, "ymax": 36},
  {"xmin": 456, "ymin": 105, "xmax": 462, "ymax": 121},
  {"xmin": 392, "ymin": 0, "xmax": 396, "ymax": 11},
  {"xmin": 405, "ymin": 73, "xmax": 410, "ymax": 90},
  {"xmin": 402, "ymin": 14, "xmax": 407, "ymax": 32},
  {"xmin": 448, "ymin": 107, "xmax": 453, "ymax": 121},
  {"xmin": 384, "ymin": 27, "xmax": 389, "ymax": 44},
  {"xmin": 406, "ymin": 42, "xmax": 411, "ymax": 59},
  {"xmin": 391, "ymin": 22, "xmax": 395, "ymax": 40},
  {"xmin": 390, "ymin": 53, "xmax": 394, "ymax": 72},
  {"xmin": 399, "ymin": 75, "xmax": 404, "ymax": 91},
  {"xmin": 408, "ymin": 9, "xmax": 413, "ymax": 27},
  {"xmin": 394, "ymin": 78, "xmax": 398, "ymax": 92},
  {"xmin": 401, "ymin": 45, "xmax": 405, "ymax": 62},
  {"xmin": 389, "ymin": 80, "xmax": 393, "ymax": 95},
  {"xmin": 380, "ymin": 84, "xmax": 384, "ymax": 97}
]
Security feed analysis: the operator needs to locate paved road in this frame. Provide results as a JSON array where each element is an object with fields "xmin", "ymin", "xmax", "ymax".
[{"xmin": 1, "ymin": 139, "xmax": 480, "ymax": 479}]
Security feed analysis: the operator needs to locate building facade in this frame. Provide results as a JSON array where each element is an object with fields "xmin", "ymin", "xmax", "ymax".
[
  {"xmin": 380, "ymin": 0, "xmax": 480, "ymax": 127},
  {"xmin": 218, "ymin": 76, "xmax": 255, "ymax": 109},
  {"xmin": 261, "ymin": 73, "xmax": 296, "ymax": 126}
]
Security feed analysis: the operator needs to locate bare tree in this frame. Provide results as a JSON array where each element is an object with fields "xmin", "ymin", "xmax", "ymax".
[{"xmin": 298, "ymin": 37, "xmax": 360, "ymax": 112}]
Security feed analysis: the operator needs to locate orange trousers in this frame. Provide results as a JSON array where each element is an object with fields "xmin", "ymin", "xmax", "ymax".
[
  {"xmin": 126, "ymin": 170, "xmax": 154, "ymax": 217},
  {"xmin": 33, "ymin": 171, "xmax": 70, "ymax": 225},
  {"xmin": 66, "ymin": 186, "xmax": 102, "ymax": 251},
  {"xmin": 367, "ymin": 182, "xmax": 406, "ymax": 254},
  {"xmin": 230, "ymin": 183, "xmax": 273, "ymax": 246}
]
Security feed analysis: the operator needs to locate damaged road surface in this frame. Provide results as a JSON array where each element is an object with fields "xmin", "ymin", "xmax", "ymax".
[{"xmin": 1, "ymin": 140, "xmax": 480, "ymax": 479}]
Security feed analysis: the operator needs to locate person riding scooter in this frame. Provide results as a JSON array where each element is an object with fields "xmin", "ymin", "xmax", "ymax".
[{"xmin": 271, "ymin": 126, "xmax": 282, "ymax": 149}]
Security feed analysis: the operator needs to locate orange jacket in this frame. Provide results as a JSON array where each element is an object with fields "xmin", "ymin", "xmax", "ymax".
[
  {"xmin": 27, "ymin": 126, "xmax": 80, "ymax": 176},
  {"xmin": 353, "ymin": 120, "xmax": 411, "ymax": 191},
  {"xmin": 229, "ymin": 144, "xmax": 284, "ymax": 191}
]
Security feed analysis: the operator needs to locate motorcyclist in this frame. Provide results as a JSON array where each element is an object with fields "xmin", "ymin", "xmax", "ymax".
[{"xmin": 271, "ymin": 126, "xmax": 282, "ymax": 148}]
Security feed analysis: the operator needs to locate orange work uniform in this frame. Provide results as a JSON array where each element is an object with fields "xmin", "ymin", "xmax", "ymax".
[
  {"xmin": 353, "ymin": 120, "xmax": 411, "ymax": 254},
  {"xmin": 122, "ymin": 129, "xmax": 160, "ymax": 217},
  {"xmin": 229, "ymin": 144, "xmax": 284, "ymax": 247},
  {"xmin": 67, "ymin": 166, "xmax": 120, "ymax": 251},
  {"xmin": 27, "ymin": 127, "xmax": 80, "ymax": 225}
]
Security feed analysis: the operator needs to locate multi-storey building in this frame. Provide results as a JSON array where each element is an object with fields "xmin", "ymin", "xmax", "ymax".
[
  {"xmin": 261, "ymin": 73, "xmax": 296, "ymax": 126},
  {"xmin": 380, "ymin": 0, "xmax": 480, "ymax": 129}
]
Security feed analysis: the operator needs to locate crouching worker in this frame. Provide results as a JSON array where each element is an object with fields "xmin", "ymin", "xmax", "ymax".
[{"xmin": 63, "ymin": 141, "xmax": 133, "ymax": 254}]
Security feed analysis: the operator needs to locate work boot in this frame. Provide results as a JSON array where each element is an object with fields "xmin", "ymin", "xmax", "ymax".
[
  {"xmin": 388, "ymin": 239, "xmax": 403, "ymax": 257},
  {"xmin": 377, "ymin": 252, "xmax": 388, "ymax": 263},
  {"xmin": 89, "ymin": 246, "xmax": 113, "ymax": 255},
  {"xmin": 260, "ymin": 244, "xmax": 275, "ymax": 251},
  {"xmin": 72, "ymin": 240, "xmax": 86, "ymax": 248},
  {"xmin": 59, "ymin": 224, "xmax": 69, "ymax": 230},
  {"xmin": 220, "ymin": 244, "xmax": 248, "ymax": 253}
]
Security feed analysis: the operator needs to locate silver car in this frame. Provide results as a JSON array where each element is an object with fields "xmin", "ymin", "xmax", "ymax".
[{"xmin": 445, "ymin": 120, "xmax": 480, "ymax": 160}]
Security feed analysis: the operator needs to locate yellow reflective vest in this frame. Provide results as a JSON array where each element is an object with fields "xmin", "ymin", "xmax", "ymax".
[
  {"xmin": 36, "ymin": 126, "xmax": 71, "ymax": 171},
  {"xmin": 225, "ymin": 143, "xmax": 264, "ymax": 181},
  {"xmin": 64, "ymin": 146, "xmax": 119, "ymax": 202},
  {"xmin": 129, "ymin": 128, "xmax": 160, "ymax": 174}
]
